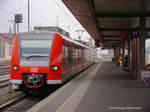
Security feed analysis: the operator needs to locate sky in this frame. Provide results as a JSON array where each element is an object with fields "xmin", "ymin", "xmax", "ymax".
[
  {"xmin": 0, "ymin": 0, "xmax": 149, "ymax": 50},
  {"xmin": 0, "ymin": 0, "xmax": 92, "ymax": 41}
]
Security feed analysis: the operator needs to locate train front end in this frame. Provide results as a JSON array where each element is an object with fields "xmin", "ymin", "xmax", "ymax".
[{"xmin": 10, "ymin": 32, "xmax": 63, "ymax": 93}]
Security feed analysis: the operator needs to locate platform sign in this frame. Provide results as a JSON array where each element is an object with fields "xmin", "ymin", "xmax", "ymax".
[{"xmin": 141, "ymin": 71, "xmax": 150, "ymax": 86}]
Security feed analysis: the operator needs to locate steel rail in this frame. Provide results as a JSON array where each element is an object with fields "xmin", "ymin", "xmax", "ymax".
[{"xmin": 0, "ymin": 94, "xmax": 26, "ymax": 112}]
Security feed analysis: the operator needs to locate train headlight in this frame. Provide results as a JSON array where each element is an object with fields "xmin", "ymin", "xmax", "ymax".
[
  {"xmin": 51, "ymin": 65, "xmax": 59, "ymax": 71},
  {"xmin": 12, "ymin": 65, "xmax": 19, "ymax": 71}
]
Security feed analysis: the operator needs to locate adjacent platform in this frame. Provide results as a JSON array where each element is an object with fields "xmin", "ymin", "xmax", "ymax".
[{"xmin": 28, "ymin": 61, "xmax": 150, "ymax": 112}]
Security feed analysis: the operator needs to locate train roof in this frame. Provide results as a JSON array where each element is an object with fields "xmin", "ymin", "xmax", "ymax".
[
  {"xmin": 60, "ymin": 33, "xmax": 96, "ymax": 52},
  {"xmin": 20, "ymin": 31, "xmax": 96, "ymax": 53},
  {"xmin": 21, "ymin": 30, "xmax": 55, "ymax": 35}
]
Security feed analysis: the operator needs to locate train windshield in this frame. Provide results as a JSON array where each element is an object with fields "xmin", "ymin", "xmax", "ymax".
[{"xmin": 20, "ymin": 33, "xmax": 53, "ymax": 66}]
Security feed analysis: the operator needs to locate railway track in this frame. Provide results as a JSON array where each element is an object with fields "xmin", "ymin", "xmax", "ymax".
[
  {"xmin": 0, "ymin": 85, "xmax": 61, "ymax": 112},
  {"xmin": 0, "ymin": 74, "xmax": 10, "ymax": 89},
  {"xmin": 0, "ymin": 94, "xmax": 27, "ymax": 112},
  {"xmin": 0, "ymin": 66, "xmax": 10, "ymax": 89},
  {"xmin": 0, "ymin": 95, "xmax": 47, "ymax": 112},
  {"xmin": 0, "ymin": 66, "xmax": 10, "ymax": 75},
  {"xmin": 0, "ymin": 81, "xmax": 9, "ymax": 89},
  {"xmin": 0, "ymin": 91, "xmax": 57, "ymax": 112}
]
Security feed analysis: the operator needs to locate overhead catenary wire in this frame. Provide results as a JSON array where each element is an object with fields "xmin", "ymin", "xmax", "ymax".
[
  {"xmin": 52, "ymin": 0, "xmax": 90, "ymax": 40},
  {"xmin": 0, "ymin": 0, "xmax": 55, "ymax": 30},
  {"xmin": 15, "ymin": 0, "xmax": 56, "ymax": 25},
  {"xmin": 52, "ymin": 0, "xmax": 78, "ymax": 25},
  {"xmin": 0, "ymin": 0, "xmax": 81, "ymax": 32},
  {"xmin": 0, "ymin": 10, "xmax": 14, "ymax": 18},
  {"xmin": 0, "ymin": 6, "xmax": 40, "ymax": 32},
  {"xmin": 0, "ymin": 25, "xmax": 10, "ymax": 32},
  {"xmin": 0, "ymin": 8, "xmax": 14, "ymax": 15}
]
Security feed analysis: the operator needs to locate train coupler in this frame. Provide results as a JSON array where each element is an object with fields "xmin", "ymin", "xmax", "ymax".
[
  {"xmin": 12, "ymin": 84, "xmax": 20, "ymax": 90},
  {"xmin": 24, "ymin": 74, "xmax": 44, "ymax": 88}
]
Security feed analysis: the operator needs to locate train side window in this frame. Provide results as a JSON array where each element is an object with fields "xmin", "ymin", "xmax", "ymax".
[
  {"xmin": 62, "ymin": 43, "xmax": 69, "ymax": 60},
  {"xmin": 71, "ymin": 48, "xmax": 83, "ymax": 62},
  {"xmin": 71, "ymin": 48, "xmax": 75, "ymax": 61},
  {"xmin": 68, "ymin": 47, "xmax": 72, "ymax": 62},
  {"xmin": 81, "ymin": 48, "xmax": 85, "ymax": 61},
  {"xmin": 62, "ymin": 45, "xmax": 65, "ymax": 60},
  {"xmin": 65, "ymin": 46, "xmax": 68, "ymax": 60},
  {"xmin": 78, "ymin": 49, "xmax": 82, "ymax": 61}
]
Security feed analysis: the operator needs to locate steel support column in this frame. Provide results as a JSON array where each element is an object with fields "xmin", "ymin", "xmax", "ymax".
[
  {"xmin": 139, "ymin": 17, "xmax": 146, "ymax": 68},
  {"xmin": 112, "ymin": 49, "xmax": 115, "ymax": 61},
  {"xmin": 122, "ymin": 40, "xmax": 125, "ymax": 70},
  {"xmin": 114, "ymin": 48, "xmax": 117, "ymax": 61},
  {"xmin": 128, "ymin": 32, "xmax": 131, "ymax": 72},
  {"xmin": 118, "ymin": 45, "xmax": 121, "ymax": 55}
]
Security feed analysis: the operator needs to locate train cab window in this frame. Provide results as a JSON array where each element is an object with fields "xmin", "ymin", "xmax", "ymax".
[
  {"xmin": 20, "ymin": 33, "xmax": 53, "ymax": 66},
  {"xmin": 62, "ymin": 45, "xmax": 69, "ymax": 60},
  {"xmin": 71, "ymin": 48, "xmax": 83, "ymax": 62}
]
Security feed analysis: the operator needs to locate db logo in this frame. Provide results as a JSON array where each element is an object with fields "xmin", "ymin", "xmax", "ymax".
[{"xmin": 30, "ymin": 67, "xmax": 38, "ymax": 73}]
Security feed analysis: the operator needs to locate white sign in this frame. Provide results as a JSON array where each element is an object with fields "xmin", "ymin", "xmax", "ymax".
[{"xmin": 30, "ymin": 67, "xmax": 38, "ymax": 73}]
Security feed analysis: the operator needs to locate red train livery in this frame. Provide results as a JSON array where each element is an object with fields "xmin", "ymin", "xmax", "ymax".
[{"xmin": 10, "ymin": 31, "xmax": 97, "ymax": 93}]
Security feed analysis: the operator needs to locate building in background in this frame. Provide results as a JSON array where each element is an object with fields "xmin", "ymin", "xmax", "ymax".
[{"xmin": 0, "ymin": 33, "xmax": 13, "ymax": 65}]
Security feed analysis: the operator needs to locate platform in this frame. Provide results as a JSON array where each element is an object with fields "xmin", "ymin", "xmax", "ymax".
[{"xmin": 28, "ymin": 61, "xmax": 150, "ymax": 112}]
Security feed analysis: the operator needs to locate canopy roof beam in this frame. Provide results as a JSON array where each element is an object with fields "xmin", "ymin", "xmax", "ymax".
[{"xmin": 96, "ymin": 12, "xmax": 150, "ymax": 18}]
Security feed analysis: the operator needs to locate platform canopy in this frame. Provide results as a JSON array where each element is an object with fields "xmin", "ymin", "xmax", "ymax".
[{"xmin": 62, "ymin": 0, "xmax": 150, "ymax": 48}]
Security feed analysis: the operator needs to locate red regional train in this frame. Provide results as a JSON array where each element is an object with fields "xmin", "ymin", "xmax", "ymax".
[{"xmin": 10, "ymin": 30, "xmax": 97, "ymax": 94}]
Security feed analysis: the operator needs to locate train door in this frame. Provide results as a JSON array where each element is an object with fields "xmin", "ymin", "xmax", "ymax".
[{"xmin": 62, "ymin": 40, "xmax": 73, "ymax": 80}]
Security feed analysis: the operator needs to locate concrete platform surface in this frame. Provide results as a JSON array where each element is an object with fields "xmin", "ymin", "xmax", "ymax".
[{"xmin": 28, "ymin": 61, "xmax": 150, "ymax": 112}]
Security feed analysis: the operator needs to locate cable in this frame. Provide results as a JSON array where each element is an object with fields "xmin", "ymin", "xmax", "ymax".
[
  {"xmin": 30, "ymin": 9, "xmax": 56, "ymax": 25},
  {"xmin": 16, "ymin": 0, "xmax": 56, "ymax": 25},
  {"xmin": 0, "ymin": 8, "xmax": 14, "ymax": 15},
  {"xmin": 0, "ymin": 18, "xmax": 10, "ymax": 23},
  {"xmin": 53, "ymin": 0, "xmax": 87, "ymax": 40},
  {"xmin": 0, "ymin": 25, "xmax": 9, "ymax": 31},
  {"xmin": 53, "ymin": 0, "xmax": 77, "ymax": 25},
  {"xmin": 0, "ymin": 11, "xmax": 14, "ymax": 18}
]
